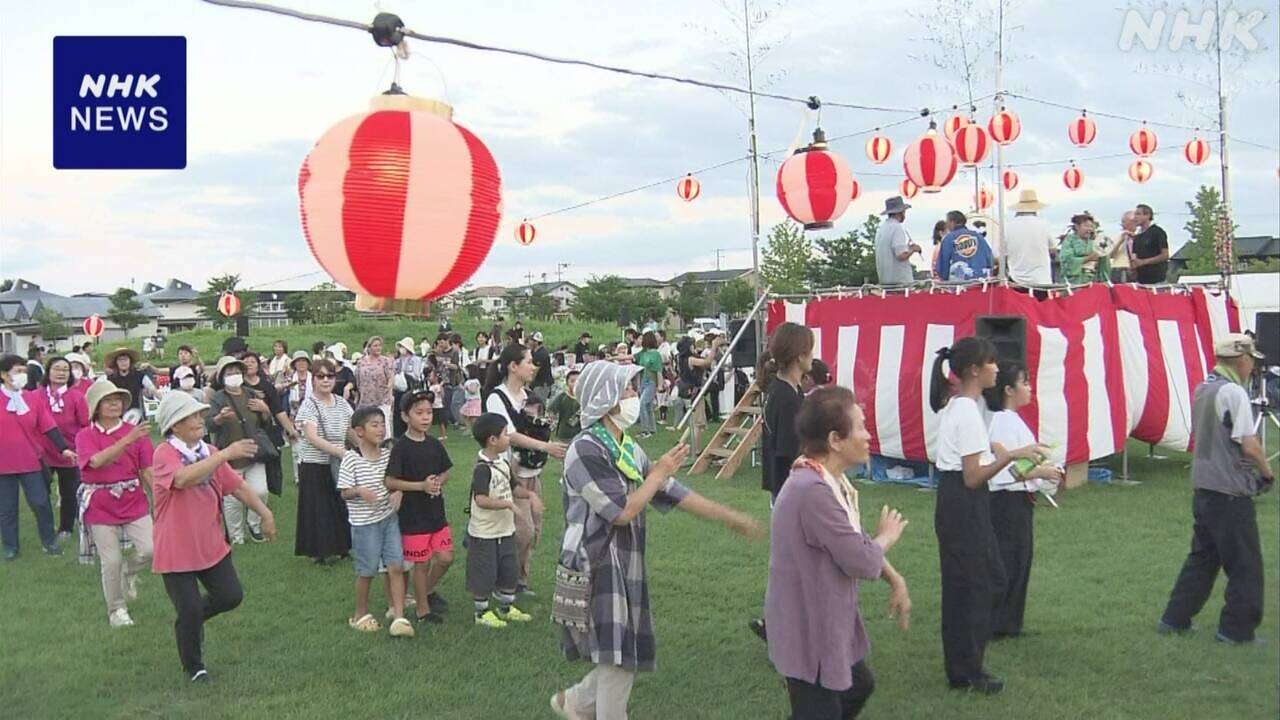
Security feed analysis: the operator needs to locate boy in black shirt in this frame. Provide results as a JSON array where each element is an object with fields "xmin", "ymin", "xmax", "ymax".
[{"xmin": 386, "ymin": 389, "xmax": 454, "ymax": 624}]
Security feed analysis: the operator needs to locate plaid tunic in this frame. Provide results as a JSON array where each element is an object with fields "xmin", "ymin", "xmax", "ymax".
[{"xmin": 558, "ymin": 430, "xmax": 689, "ymax": 671}]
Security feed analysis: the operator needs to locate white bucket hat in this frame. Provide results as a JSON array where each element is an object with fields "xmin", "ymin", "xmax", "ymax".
[{"xmin": 156, "ymin": 390, "xmax": 211, "ymax": 434}]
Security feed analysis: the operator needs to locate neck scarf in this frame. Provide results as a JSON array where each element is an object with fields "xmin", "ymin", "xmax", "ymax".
[
  {"xmin": 3, "ymin": 385, "xmax": 29, "ymax": 414},
  {"xmin": 47, "ymin": 384, "xmax": 68, "ymax": 414},
  {"xmin": 167, "ymin": 435, "xmax": 211, "ymax": 465},
  {"xmin": 1214, "ymin": 364, "xmax": 1245, "ymax": 387},
  {"xmin": 792, "ymin": 456, "xmax": 861, "ymax": 532},
  {"xmin": 588, "ymin": 422, "xmax": 644, "ymax": 484}
]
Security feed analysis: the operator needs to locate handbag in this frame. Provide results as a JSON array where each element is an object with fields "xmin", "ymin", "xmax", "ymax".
[
  {"xmin": 551, "ymin": 527, "xmax": 615, "ymax": 632},
  {"xmin": 226, "ymin": 392, "xmax": 280, "ymax": 463}
]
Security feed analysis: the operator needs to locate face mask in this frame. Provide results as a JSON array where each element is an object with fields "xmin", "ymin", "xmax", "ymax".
[
  {"xmin": 8, "ymin": 372, "xmax": 28, "ymax": 389},
  {"xmin": 223, "ymin": 373, "xmax": 244, "ymax": 389},
  {"xmin": 613, "ymin": 396, "xmax": 641, "ymax": 429},
  {"xmin": 71, "ymin": 368, "xmax": 84, "ymax": 381},
  {"xmin": 180, "ymin": 376, "xmax": 196, "ymax": 390}
]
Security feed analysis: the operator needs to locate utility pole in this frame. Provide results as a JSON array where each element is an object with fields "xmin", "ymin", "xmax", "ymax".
[
  {"xmin": 524, "ymin": 271, "xmax": 535, "ymax": 288},
  {"xmin": 994, "ymin": 0, "xmax": 1008, "ymax": 282},
  {"xmin": 744, "ymin": 0, "xmax": 765, "ymax": 358},
  {"xmin": 556, "ymin": 262, "xmax": 571, "ymax": 283},
  {"xmin": 713, "ymin": 248, "xmax": 727, "ymax": 271},
  {"xmin": 1214, "ymin": 0, "xmax": 1232, "ymax": 293}
]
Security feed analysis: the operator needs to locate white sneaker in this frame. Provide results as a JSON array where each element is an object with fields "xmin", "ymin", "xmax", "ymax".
[
  {"xmin": 125, "ymin": 575, "xmax": 138, "ymax": 601},
  {"xmin": 109, "ymin": 608, "xmax": 134, "ymax": 628}
]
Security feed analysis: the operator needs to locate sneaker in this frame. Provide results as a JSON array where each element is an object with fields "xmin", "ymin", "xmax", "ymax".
[
  {"xmin": 2, "ymin": 547, "xmax": 16, "ymax": 561},
  {"xmin": 515, "ymin": 584, "xmax": 536, "ymax": 598},
  {"xmin": 474, "ymin": 610, "xmax": 509, "ymax": 629},
  {"xmin": 1157, "ymin": 621, "xmax": 1194, "ymax": 635},
  {"xmin": 1215, "ymin": 631, "xmax": 1266, "ymax": 646},
  {"xmin": 190, "ymin": 669, "xmax": 211, "ymax": 684},
  {"xmin": 247, "ymin": 527, "xmax": 265, "ymax": 543},
  {"xmin": 57, "ymin": 530, "xmax": 73, "ymax": 542},
  {"xmin": 348, "ymin": 613, "xmax": 381, "ymax": 632},
  {"xmin": 388, "ymin": 617, "xmax": 415, "ymax": 638},
  {"xmin": 414, "ymin": 612, "xmax": 445, "ymax": 626},
  {"xmin": 498, "ymin": 606, "xmax": 532, "ymax": 623},
  {"xmin": 42, "ymin": 542, "xmax": 62, "ymax": 556},
  {"xmin": 109, "ymin": 608, "xmax": 135, "ymax": 628},
  {"xmin": 426, "ymin": 592, "xmax": 450, "ymax": 613},
  {"xmin": 748, "ymin": 618, "xmax": 767, "ymax": 642},
  {"xmin": 550, "ymin": 690, "xmax": 584, "ymax": 719},
  {"xmin": 125, "ymin": 575, "xmax": 138, "ymax": 601},
  {"xmin": 950, "ymin": 674, "xmax": 1004, "ymax": 695}
]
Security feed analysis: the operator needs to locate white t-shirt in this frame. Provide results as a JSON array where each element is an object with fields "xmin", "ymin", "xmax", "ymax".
[
  {"xmin": 1003, "ymin": 213, "xmax": 1055, "ymax": 285},
  {"xmin": 1216, "ymin": 381, "xmax": 1255, "ymax": 443},
  {"xmin": 988, "ymin": 409, "xmax": 1036, "ymax": 492},
  {"xmin": 485, "ymin": 384, "xmax": 526, "ymax": 435},
  {"xmin": 934, "ymin": 396, "xmax": 994, "ymax": 471}
]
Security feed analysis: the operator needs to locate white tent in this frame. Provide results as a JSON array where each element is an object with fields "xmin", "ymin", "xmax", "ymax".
[{"xmin": 1180, "ymin": 274, "xmax": 1279, "ymax": 331}]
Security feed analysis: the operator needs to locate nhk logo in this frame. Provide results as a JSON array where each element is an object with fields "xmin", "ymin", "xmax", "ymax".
[{"xmin": 53, "ymin": 36, "xmax": 186, "ymax": 169}]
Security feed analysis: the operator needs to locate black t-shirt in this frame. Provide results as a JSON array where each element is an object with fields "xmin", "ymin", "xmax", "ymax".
[
  {"xmin": 1132, "ymin": 223, "xmax": 1169, "ymax": 284},
  {"xmin": 387, "ymin": 434, "xmax": 454, "ymax": 534},
  {"xmin": 761, "ymin": 377, "xmax": 803, "ymax": 494},
  {"xmin": 170, "ymin": 363, "xmax": 204, "ymax": 389},
  {"xmin": 333, "ymin": 366, "xmax": 355, "ymax": 398},
  {"xmin": 531, "ymin": 345, "xmax": 553, "ymax": 388},
  {"xmin": 245, "ymin": 376, "xmax": 282, "ymax": 417},
  {"xmin": 571, "ymin": 341, "xmax": 591, "ymax": 365}
]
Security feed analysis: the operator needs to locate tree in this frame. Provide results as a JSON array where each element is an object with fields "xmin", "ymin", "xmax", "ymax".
[
  {"xmin": 0, "ymin": 279, "xmax": 12, "ymax": 293},
  {"xmin": 196, "ymin": 274, "xmax": 258, "ymax": 329},
  {"xmin": 629, "ymin": 288, "xmax": 669, "ymax": 328},
  {"xmin": 285, "ymin": 282, "xmax": 348, "ymax": 325},
  {"xmin": 808, "ymin": 214, "xmax": 881, "ymax": 288},
  {"xmin": 452, "ymin": 282, "xmax": 482, "ymax": 317},
  {"xmin": 1177, "ymin": 185, "xmax": 1233, "ymax": 278},
  {"xmin": 573, "ymin": 276, "xmax": 632, "ymax": 323},
  {"xmin": 106, "ymin": 288, "xmax": 146, "ymax": 334},
  {"xmin": 34, "ymin": 306, "xmax": 71, "ymax": 342},
  {"xmin": 717, "ymin": 277, "xmax": 756, "ymax": 317},
  {"xmin": 672, "ymin": 282, "xmax": 708, "ymax": 323},
  {"xmin": 760, "ymin": 221, "xmax": 812, "ymax": 294}
]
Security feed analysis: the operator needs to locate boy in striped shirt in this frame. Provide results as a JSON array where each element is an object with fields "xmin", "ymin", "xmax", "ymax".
[{"xmin": 337, "ymin": 407, "xmax": 413, "ymax": 637}]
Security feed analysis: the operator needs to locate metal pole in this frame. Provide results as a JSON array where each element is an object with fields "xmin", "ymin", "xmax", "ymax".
[
  {"xmin": 744, "ymin": 0, "xmax": 765, "ymax": 359},
  {"xmin": 994, "ymin": 2, "xmax": 1008, "ymax": 282},
  {"xmin": 1215, "ymin": 0, "xmax": 1232, "ymax": 294}
]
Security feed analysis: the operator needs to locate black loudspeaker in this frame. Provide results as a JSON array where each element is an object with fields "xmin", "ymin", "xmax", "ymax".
[
  {"xmin": 1256, "ymin": 312, "xmax": 1279, "ymax": 366},
  {"xmin": 975, "ymin": 315, "xmax": 1027, "ymax": 366},
  {"xmin": 730, "ymin": 318, "xmax": 758, "ymax": 368},
  {"xmin": 618, "ymin": 307, "xmax": 631, "ymax": 328},
  {"xmin": 235, "ymin": 315, "xmax": 250, "ymax": 338}
]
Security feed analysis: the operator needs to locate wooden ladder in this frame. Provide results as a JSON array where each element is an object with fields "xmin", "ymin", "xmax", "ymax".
[{"xmin": 689, "ymin": 384, "xmax": 763, "ymax": 480}]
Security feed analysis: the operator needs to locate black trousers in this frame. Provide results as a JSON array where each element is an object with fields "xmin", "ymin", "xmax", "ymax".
[
  {"xmin": 990, "ymin": 490, "xmax": 1034, "ymax": 636},
  {"xmin": 786, "ymin": 661, "xmax": 875, "ymax": 720},
  {"xmin": 1161, "ymin": 489, "xmax": 1264, "ymax": 642},
  {"xmin": 935, "ymin": 471, "xmax": 1006, "ymax": 685},
  {"xmin": 48, "ymin": 465, "xmax": 81, "ymax": 534},
  {"xmin": 162, "ymin": 554, "xmax": 244, "ymax": 675}
]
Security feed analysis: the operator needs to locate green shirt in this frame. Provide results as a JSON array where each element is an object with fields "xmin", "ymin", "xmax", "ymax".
[
  {"xmin": 547, "ymin": 391, "xmax": 581, "ymax": 440},
  {"xmin": 1058, "ymin": 231, "xmax": 1110, "ymax": 284},
  {"xmin": 634, "ymin": 349, "xmax": 663, "ymax": 384}
]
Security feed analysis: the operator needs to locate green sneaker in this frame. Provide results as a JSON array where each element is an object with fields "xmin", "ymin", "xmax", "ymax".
[
  {"xmin": 498, "ymin": 606, "xmax": 532, "ymax": 623},
  {"xmin": 474, "ymin": 610, "xmax": 509, "ymax": 629}
]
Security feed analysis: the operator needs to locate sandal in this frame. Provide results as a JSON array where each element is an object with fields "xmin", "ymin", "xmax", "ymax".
[
  {"xmin": 550, "ymin": 690, "xmax": 582, "ymax": 719},
  {"xmin": 348, "ymin": 614, "xmax": 381, "ymax": 632}
]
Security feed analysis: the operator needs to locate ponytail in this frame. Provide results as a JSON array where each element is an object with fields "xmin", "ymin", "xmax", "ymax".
[
  {"xmin": 483, "ymin": 342, "xmax": 528, "ymax": 401},
  {"xmin": 755, "ymin": 351, "xmax": 778, "ymax": 391},
  {"xmin": 928, "ymin": 347, "xmax": 952, "ymax": 412},
  {"xmin": 758, "ymin": 321, "xmax": 814, "ymax": 391},
  {"xmin": 930, "ymin": 336, "xmax": 999, "ymax": 412}
]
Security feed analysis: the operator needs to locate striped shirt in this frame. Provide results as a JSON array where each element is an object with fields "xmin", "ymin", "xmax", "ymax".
[
  {"xmin": 337, "ymin": 448, "xmax": 394, "ymax": 526},
  {"xmin": 294, "ymin": 394, "xmax": 353, "ymax": 464}
]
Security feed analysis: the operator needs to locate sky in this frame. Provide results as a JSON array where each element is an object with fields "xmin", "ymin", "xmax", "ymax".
[{"xmin": 1, "ymin": 0, "xmax": 1277, "ymax": 297}]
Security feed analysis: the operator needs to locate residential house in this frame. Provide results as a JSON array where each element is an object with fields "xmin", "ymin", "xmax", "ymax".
[
  {"xmin": 1171, "ymin": 235, "xmax": 1279, "ymax": 273},
  {"xmin": 251, "ymin": 278, "xmax": 356, "ymax": 328},
  {"xmin": 508, "ymin": 281, "xmax": 578, "ymax": 313},
  {"xmin": 0, "ymin": 279, "xmax": 160, "ymax": 356},
  {"xmin": 142, "ymin": 279, "xmax": 202, "ymax": 333}
]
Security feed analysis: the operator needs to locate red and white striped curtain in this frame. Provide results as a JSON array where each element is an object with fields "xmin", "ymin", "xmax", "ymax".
[{"xmin": 767, "ymin": 285, "xmax": 1241, "ymax": 466}]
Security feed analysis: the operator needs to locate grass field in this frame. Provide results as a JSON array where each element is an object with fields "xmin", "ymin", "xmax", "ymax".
[{"xmin": 1, "ymin": 430, "xmax": 1276, "ymax": 719}]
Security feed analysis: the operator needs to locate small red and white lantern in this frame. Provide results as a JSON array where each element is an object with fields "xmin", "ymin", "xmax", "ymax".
[
  {"xmin": 975, "ymin": 185, "xmax": 994, "ymax": 210},
  {"xmin": 988, "ymin": 107, "xmax": 1021, "ymax": 145},
  {"xmin": 1067, "ymin": 113, "xmax": 1097, "ymax": 147},
  {"xmin": 943, "ymin": 114, "xmax": 970, "ymax": 142},
  {"xmin": 776, "ymin": 129, "xmax": 856, "ymax": 230},
  {"xmin": 1128, "ymin": 159, "xmax": 1154, "ymax": 183},
  {"xmin": 82, "ymin": 314, "xmax": 104, "ymax": 338},
  {"xmin": 952, "ymin": 123, "xmax": 990, "ymax": 167},
  {"xmin": 900, "ymin": 178, "xmax": 919, "ymax": 199},
  {"xmin": 849, "ymin": 177, "xmax": 861, "ymax": 202},
  {"xmin": 1002, "ymin": 169, "xmax": 1019, "ymax": 191},
  {"xmin": 865, "ymin": 133, "xmax": 892, "ymax": 164},
  {"xmin": 515, "ymin": 219, "xmax": 536, "ymax": 246},
  {"xmin": 217, "ymin": 291, "xmax": 241, "ymax": 317},
  {"xmin": 1184, "ymin": 136, "xmax": 1211, "ymax": 166},
  {"xmin": 298, "ymin": 93, "xmax": 502, "ymax": 310},
  {"xmin": 1129, "ymin": 124, "xmax": 1158, "ymax": 156},
  {"xmin": 1063, "ymin": 162, "xmax": 1084, "ymax": 191},
  {"xmin": 676, "ymin": 173, "xmax": 701, "ymax": 202},
  {"xmin": 902, "ymin": 124, "xmax": 958, "ymax": 193}
]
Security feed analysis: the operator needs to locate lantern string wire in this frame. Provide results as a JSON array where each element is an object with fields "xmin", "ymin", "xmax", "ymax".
[{"xmin": 529, "ymin": 155, "xmax": 753, "ymax": 220}]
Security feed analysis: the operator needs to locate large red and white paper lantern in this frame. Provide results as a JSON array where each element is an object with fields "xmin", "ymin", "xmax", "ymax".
[
  {"xmin": 902, "ymin": 125, "xmax": 958, "ymax": 193},
  {"xmin": 943, "ymin": 114, "xmax": 970, "ymax": 142},
  {"xmin": 676, "ymin": 174, "xmax": 701, "ymax": 202},
  {"xmin": 776, "ymin": 129, "xmax": 855, "ymax": 230},
  {"xmin": 865, "ymin": 134, "xmax": 892, "ymax": 164},
  {"xmin": 1067, "ymin": 113, "xmax": 1097, "ymax": 147},
  {"xmin": 900, "ymin": 178, "xmax": 919, "ymax": 199},
  {"xmin": 975, "ymin": 185, "xmax": 993, "ymax": 210},
  {"xmin": 952, "ymin": 123, "xmax": 990, "ymax": 167},
  {"xmin": 1002, "ymin": 169, "xmax": 1019, "ymax": 191},
  {"xmin": 82, "ymin": 314, "xmax": 104, "ymax": 338},
  {"xmin": 298, "ymin": 94, "xmax": 502, "ymax": 311},
  {"xmin": 1063, "ymin": 162, "xmax": 1084, "ymax": 191},
  {"xmin": 1184, "ymin": 136, "xmax": 1210, "ymax": 166},
  {"xmin": 988, "ymin": 108, "xmax": 1021, "ymax": 145},
  {"xmin": 217, "ymin": 291, "xmax": 241, "ymax": 317},
  {"xmin": 849, "ymin": 177, "xmax": 861, "ymax": 202},
  {"xmin": 1128, "ymin": 159, "xmax": 1153, "ymax": 183},
  {"xmin": 1129, "ymin": 125, "xmax": 1158, "ymax": 156},
  {"xmin": 516, "ymin": 219, "xmax": 536, "ymax": 246}
]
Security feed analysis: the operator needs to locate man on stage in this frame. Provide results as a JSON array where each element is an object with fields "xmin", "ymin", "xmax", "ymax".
[{"xmin": 1159, "ymin": 333, "xmax": 1275, "ymax": 644}]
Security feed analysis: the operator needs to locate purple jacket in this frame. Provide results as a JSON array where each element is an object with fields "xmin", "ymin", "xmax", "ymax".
[{"xmin": 765, "ymin": 466, "xmax": 885, "ymax": 691}]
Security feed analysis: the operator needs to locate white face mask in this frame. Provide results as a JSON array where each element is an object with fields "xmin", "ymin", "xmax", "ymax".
[
  {"xmin": 9, "ymin": 372, "xmax": 28, "ymax": 389},
  {"xmin": 180, "ymin": 376, "xmax": 196, "ymax": 390},
  {"xmin": 612, "ymin": 396, "xmax": 641, "ymax": 429},
  {"xmin": 71, "ymin": 368, "xmax": 84, "ymax": 381},
  {"xmin": 223, "ymin": 373, "xmax": 244, "ymax": 389}
]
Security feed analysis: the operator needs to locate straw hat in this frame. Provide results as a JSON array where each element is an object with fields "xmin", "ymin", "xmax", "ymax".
[
  {"xmin": 104, "ymin": 347, "xmax": 140, "ymax": 369},
  {"xmin": 396, "ymin": 336, "xmax": 416, "ymax": 355},
  {"xmin": 155, "ymin": 390, "xmax": 210, "ymax": 435},
  {"xmin": 1011, "ymin": 189, "xmax": 1047, "ymax": 212},
  {"xmin": 85, "ymin": 379, "xmax": 132, "ymax": 419}
]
